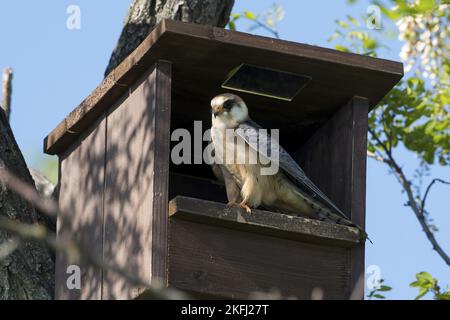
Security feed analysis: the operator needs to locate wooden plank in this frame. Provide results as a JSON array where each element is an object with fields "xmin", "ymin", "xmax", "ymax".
[
  {"xmin": 169, "ymin": 196, "xmax": 363, "ymax": 246},
  {"xmin": 44, "ymin": 19, "xmax": 402, "ymax": 155},
  {"xmin": 163, "ymin": 19, "xmax": 402, "ymax": 74},
  {"xmin": 348, "ymin": 97, "xmax": 368, "ymax": 300},
  {"xmin": 102, "ymin": 61, "xmax": 171, "ymax": 299},
  {"xmin": 294, "ymin": 96, "xmax": 369, "ymax": 300},
  {"xmin": 56, "ymin": 114, "xmax": 106, "ymax": 300},
  {"xmin": 102, "ymin": 74, "xmax": 152, "ymax": 299},
  {"xmin": 151, "ymin": 61, "xmax": 172, "ymax": 284},
  {"xmin": 168, "ymin": 218, "xmax": 351, "ymax": 299}
]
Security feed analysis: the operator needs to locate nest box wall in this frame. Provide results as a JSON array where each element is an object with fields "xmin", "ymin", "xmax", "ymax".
[{"xmin": 44, "ymin": 19, "xmax": 403, "ymax": 300}]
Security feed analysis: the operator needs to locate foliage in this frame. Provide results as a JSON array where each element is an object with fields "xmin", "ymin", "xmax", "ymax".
[
  {"xmin": 228, "ymin": 4, "xmax": 285, "ymax": 38},
  {"xmin": 330, "ymin": 1, "xmax": 449, "ymax": 168},
  {"xmin": 367, "ymin": 273, "xmax": 450, "ymax": 299},
  {"xmin": 410, "ymin": 271, "xmax": 450, "ymax": 299},
  {"xmin": 329, "ymin": 0, "xmax": 450, "ymax": 266},
  {"xmin": 367, "ymin": 279, "xmax": 392, "ymax": 299},
  {"xmin": 328, "ymin": 14, "xmax": 383, "ymax": 56}
]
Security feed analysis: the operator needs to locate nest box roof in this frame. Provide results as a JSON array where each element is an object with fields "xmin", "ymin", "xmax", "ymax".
[{"xmin": 44, "ymin": 19, "xmax": 403, "ymax": 155}]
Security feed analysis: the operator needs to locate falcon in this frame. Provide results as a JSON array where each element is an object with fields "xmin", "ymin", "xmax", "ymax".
[{"xmin": 209, "ymin": 93, "xmax": 360, "ymax": 229}]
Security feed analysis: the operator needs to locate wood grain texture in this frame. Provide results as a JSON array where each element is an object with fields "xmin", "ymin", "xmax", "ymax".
[
  {"xmin": 101, "ymin": 61, "xmax": 172, "ymax": 299},
  {"xmin": 56, "ymin": 61, "xmax": 172, "ymax": 300},
  {"xmin": 151, "ymin": 61, "xmax": 172, "ymax": 284},
  {"xmin": 44, "ymin": 19, "xmax": 402, "ymax": 155},
  {"xmin": 294, "ymin": 96, "xmax": 369, "ymax": 300},
  {"xmin": 348, "ymin": 97, "xmax": 368, "ymax": 300},
  {"xmin": 168, "ymin": 218, "xmax": 351, "ymax": 299},
  {"xmin": 168, "ymin": 196, "xmax": 363, "ymax": 246},
  {"xmin": 102, "ymin": 67, "xmax": 157, "ymax": 299},
  {"xmin": 56, "ymin": 115, "xmax": 106, "ymax": 300}
]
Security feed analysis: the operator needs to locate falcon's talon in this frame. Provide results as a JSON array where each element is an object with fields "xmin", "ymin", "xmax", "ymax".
[{"xmin": 240, "ymin": 203, "xmax": 252, "ymax": 214}]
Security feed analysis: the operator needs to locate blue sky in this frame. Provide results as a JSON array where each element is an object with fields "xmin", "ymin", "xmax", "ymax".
[{"xmin": 0, "ymin": 1, "xmax": 448, "ymax": 299}]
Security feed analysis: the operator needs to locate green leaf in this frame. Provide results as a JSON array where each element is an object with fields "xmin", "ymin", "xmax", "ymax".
[
  {"xmin": 327, "ymin": 32, "xmax": 342, "ymax": 42},
  {"xmin": 228, "ymin": 21, "xmax": 236, "ymax": 31},
  {"xmin": 416, "ymin": 272, "xmax": 434, "ymax": 284},
  {"xmin": 373, "ymin": 294, "xmax": 386, "ymax": 299},
  {"xmin": 378, "ymin": 285, "xmax": 392, "ymax": 292},
  {"xmin": 416, "ymin": 0, "xmax": 437, "ymax": 13},
  {"xmin": 348, "ymin": 30, "xmax": 366, "ymax": 40},
  {"xmin": 347, "ymin": 15, "xmax": 360, "ymax": 26},
  {"xmin": 415, "ymin": 288, "xmax": 429, "ymax": 300},
  {"xmin": 335, "ymin": 45, "xmax": 351, "ymax": 52},
  {"xmin": 336, "ymin": 19, "xmax": 350, "ymax": 28},
  {"xmin": 363, "ymin": 38, "xmax": 378, "ymax": 51},
  {"xmin": 373, "ymin": 1, "xmax": 401, "ymax": 20},
  {"xmin": 244, "ymin": 11, "xmax": 256, "ymax": 20},
  {"xmin": 230, "ymin": 13, "xmax": 241, "ymax": 20},
  {"xmin": 436, "ymin": 292, "xmax": 450, "ymax": 300}
]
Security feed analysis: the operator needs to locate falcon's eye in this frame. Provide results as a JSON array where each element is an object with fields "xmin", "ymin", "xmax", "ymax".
[{"xmin": 223, "ymin": 99, "xmax": 234, "ymax": 110}]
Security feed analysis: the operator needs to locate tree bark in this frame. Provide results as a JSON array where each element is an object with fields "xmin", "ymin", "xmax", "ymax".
[
  {"xmin": 0, "ymin": 109, "xmax": 54, "ymax": 299},
  {"xmin": 105, "ymin": 0, "xmax": 235, "ymax": 76},
  {"xmin": 1, "ymin": 68, "xmax": 13, "ymax": 122}
]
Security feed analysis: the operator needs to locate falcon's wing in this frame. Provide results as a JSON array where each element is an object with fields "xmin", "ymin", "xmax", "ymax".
[{"xmin": 236, "ymin": 119, "xmax": 350, "ymax": 220}]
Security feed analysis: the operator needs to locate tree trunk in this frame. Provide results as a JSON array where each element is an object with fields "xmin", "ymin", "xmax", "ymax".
[
  {"xmin": 0, "ymin": 109, "xmax": 54, "ymax": 299},
  {"xmin": 105, "ymin": 0, "xmax": 235, "ymax": 76},
  {"xmin": 1, "ymin": 68, "xmax": 13, "ymax": 122}
]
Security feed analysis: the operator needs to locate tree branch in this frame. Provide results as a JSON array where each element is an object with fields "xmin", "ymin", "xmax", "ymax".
[
  {"xmin": 420, "ymin": 178, "xmax": 450, "ymax": 217},
  {"xmin": 367, "ymin": 150, "xmax": 389, "ymax": 164},
  {"xmin": 251, "ymin": 19, "xmax": 280, "ymax": 38},
  {"xmin": 368, "ymin": 128, "xmax": 450, "ymax": 266}
]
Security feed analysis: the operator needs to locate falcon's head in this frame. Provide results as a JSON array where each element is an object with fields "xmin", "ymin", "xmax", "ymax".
[{"xmin": 210, "ymin": 93, "xmax": 249, "ymax": 128}]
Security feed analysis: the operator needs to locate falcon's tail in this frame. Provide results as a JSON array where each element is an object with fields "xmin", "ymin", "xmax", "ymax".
[
  {"xmin": 316, "ymin": 210, "xmax": 370, "ymax": 242},
  {"xmin": 292, "ymin": 187, "xmax": 369, "ymax": 242}
]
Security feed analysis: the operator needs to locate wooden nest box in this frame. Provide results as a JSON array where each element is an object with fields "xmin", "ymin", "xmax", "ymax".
[{"xmin": 44, "ymin": 20, "xmax": 403, "ymax": 300}]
